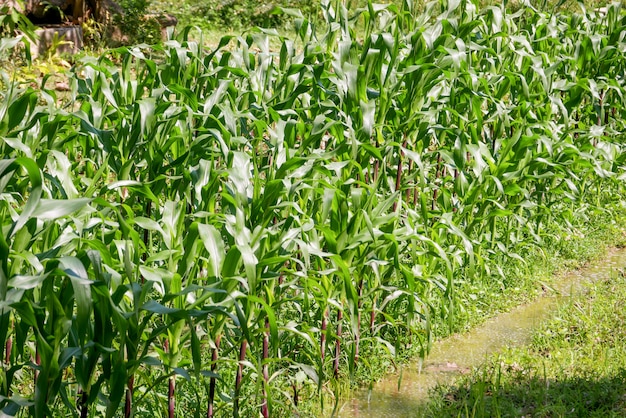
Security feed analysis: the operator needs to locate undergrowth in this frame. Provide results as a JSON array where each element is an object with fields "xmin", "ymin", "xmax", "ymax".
[{"xmin": 421, "ymin": 234, "xmax": 626, "ymax": 417}]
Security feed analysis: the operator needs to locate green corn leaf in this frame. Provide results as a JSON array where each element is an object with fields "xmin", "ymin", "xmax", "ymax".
[
  {"xmin": 31, "ymin": 198, "xmax": 91, "ymax": 220},
  {"xmin": 59, "ymin": 256, "xmax": 92, "ymax": 342},
  {"xmin": 198, "ymin": 223, "xmax": 225, "ymax": 278}
]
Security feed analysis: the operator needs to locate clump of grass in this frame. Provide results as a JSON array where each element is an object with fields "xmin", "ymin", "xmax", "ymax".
[
  {"xmin": 428, "ymin": 207, "xmax": 626, "ymax": 340},
  {"xmin": 422, "ymin": 266, "xmax": 626, "ymax": 417}
]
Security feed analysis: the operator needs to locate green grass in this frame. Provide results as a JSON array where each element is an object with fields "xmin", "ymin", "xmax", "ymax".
[
  {"xmin": 444, "ymin": 208, "xmax": 626, "ymax": 334},
  {"xmin": 421, "ymin": 258, "xmax": 626, "ymax": 417}
]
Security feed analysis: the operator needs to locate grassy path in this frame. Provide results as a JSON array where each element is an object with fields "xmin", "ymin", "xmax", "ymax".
[{"xmin": 421, "ymin": 259, "xmax": 626, "ymax": 417}]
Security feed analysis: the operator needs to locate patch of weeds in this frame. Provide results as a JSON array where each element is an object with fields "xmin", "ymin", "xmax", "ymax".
[{"xmin": 421, "ymin": 268, "xmax": 626, "ymax": 417}]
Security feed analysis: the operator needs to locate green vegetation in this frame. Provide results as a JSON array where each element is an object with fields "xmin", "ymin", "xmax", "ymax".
[
  {"xmin": 1, "ymin": 0, "xmax": 626, "ymax": 416},
  {"xmin": 151, "ymin": 0, "xmax": 321, "ymax": 31},
  {"xmin": 444, "ymin": 209, "xmax": 626, "ymax": 336},
  {"xmin": 149, "ymin": 0, "xmax": 613, "ymax": 32},
  {"xmin": 422, "ymin": 268, "xmax": 626, "ymax": 417}
]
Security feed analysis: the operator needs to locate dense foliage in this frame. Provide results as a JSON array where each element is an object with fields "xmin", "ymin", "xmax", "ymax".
[
  {"xmin": 151, "ymin": 0, "xmax": 334, "ymax": 30},
  {"xmin": 150, "ymin": 0, "xmax": 610, "ymax": 31},
  {"xmin": 1, "ymin": 0, "xmax": 626, "ymax": 416}
]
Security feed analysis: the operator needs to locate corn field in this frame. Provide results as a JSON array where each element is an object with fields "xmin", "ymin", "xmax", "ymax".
[{"xmin": 1, "ymin": 0, "xmax": 626, "ymax": 416}]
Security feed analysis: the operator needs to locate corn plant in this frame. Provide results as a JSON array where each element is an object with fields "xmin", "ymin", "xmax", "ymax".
[{"xmin": 1, "ymin": 0, "xmax": 626, "ymax": 416}]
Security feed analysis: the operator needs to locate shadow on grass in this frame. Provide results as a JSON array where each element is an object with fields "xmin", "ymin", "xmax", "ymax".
[{"xmin": 423, "ymin": 367, "xmax": 626, "ymax": 417}]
